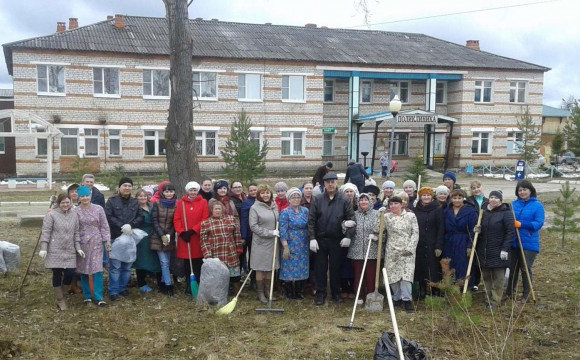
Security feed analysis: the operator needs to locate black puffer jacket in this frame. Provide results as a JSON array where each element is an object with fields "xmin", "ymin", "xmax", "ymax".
[
  {"xmin": 413, "ymin": 200, "xmax": 445, "ymax": 283},
  {"xmin": 476, "ymin": 203, "xmax": 514, "ymax": 268},
  {"xmin": 104, "ymin": 194, "xmax": 143, "ymax": 240},
  {"xmin": 308, "ymin": 192, "xmax": 355, "ymax": 241}
]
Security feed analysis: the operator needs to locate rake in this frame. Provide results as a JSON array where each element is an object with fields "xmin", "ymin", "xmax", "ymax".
[{"xmin": 256, "ymin": 224, "xmax": 284, "ymax": 314}]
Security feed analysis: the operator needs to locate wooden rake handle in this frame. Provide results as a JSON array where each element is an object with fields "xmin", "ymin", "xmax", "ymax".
[
  {"xmin": 374, "ymin": 209, "xmax": 386, "ymax": 288},
  {"xmin": 463, "ymin": 209, "xmax": 484, "ymax": 294}
]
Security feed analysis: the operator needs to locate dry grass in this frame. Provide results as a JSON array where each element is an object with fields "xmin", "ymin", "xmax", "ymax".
[{"xmin": 1, "ymin": 215, "xmax": 579, "ymax": 359}]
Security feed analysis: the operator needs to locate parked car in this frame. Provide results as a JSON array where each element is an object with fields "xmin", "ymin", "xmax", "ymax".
[{"xmin": 551, "ymin": 151, "xmax": 578, "ymax": 165}]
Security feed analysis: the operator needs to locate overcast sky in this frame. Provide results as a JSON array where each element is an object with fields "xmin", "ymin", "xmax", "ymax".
[{"xmin": 0, "ymin": 0, "xmax": 578, "ymax": 107}]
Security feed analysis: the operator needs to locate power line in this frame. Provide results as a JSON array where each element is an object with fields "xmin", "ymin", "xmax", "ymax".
[{"xmin": 346, "ymin": 0, "xmax": 562, "ymax": 29}]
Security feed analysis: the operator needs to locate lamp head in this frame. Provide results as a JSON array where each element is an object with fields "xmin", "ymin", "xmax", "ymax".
[{"xmin": 390, "ymin": 95, "xmax": 402, "ymax": 114}]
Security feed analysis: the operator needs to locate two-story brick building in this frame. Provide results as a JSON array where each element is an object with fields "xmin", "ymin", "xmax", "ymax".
[{"xmin": 2, "ymin": 15, "xmax": 549, "ymax": 177}]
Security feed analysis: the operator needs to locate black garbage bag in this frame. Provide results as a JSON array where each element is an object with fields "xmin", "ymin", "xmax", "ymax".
[{"xmin": 374, "ymin": 332, "xmax": 429, "ymax": 360}]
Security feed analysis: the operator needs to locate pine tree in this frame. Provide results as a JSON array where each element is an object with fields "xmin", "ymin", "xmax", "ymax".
[
  {"xmin": 404, "ymin": 157, "xmax": 428, "ymax": 185},
  {"xmin": 551, "ymin": 181, "xmax": 580, "ymax": 248},
  {"xmin": 515, "ymin": 106, "xmax": 542, "ymax": 166},
  {"xmin": 551, "ymin": 128, "xmax": 564, "ymax": 158},
  {"xmin": 221, "ymin": 110, "xmax": 268, "ymax": 185},
  {"xmin": 563, "ymin": 106, "xmax": 580, "ymax": 155}
]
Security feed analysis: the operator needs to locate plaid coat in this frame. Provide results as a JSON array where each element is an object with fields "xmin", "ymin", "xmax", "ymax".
[{"xmin": 199, "ymin": 215, "xmax": 242, "ymax": 268}]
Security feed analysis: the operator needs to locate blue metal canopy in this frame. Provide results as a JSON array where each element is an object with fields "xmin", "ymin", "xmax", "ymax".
[{"xmin": 324, "ymin": 70, "xmax": 462, "ymax": 81}]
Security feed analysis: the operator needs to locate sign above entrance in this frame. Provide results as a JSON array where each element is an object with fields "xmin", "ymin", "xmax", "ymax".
[
  {"xmin": 322, "ymin": 127, "xmax": 336, "ymax": 133},
  {"xmin": 396, "ymin": 114, "xmax": 438, "ymax": 124}
]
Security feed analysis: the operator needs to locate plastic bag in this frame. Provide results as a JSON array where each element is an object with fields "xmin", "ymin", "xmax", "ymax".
[
  {"xmin": 109, "ymin": 229, "xmax": 148, "ymax": 263},
  {"xmin": 197, "ymin": 258, "xmax": 230, "ymax": 306},
  {"xmin": 0, "ymin": 241, "xmax": 21, "ymax": 273},
  {"xmin": 374, "ymin": 332, "xmax": 429, "ymax": 360}
]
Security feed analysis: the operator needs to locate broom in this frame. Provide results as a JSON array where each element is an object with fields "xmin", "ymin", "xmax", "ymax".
[
  {"xmin": 216, "ymin": 269, "xmax": 253, "ymax": 315},
  {"xmin": 183, "ymin": 202, "xmax": 198, "ymax": 298}
]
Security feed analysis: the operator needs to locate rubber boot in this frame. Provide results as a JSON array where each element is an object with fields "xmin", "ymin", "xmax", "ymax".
[
  {"xmin": 264, "ymin": 278, "xmax": 277, "ymax": 301},
  {"xmin": 256, "ymin": 280, "xmax": 268, "ymax": 303},
  {"xmin": 54, "ymin": 287, "xmax": 67, "ymax": 311},
  {"xmin": 294, "ymin": 281, "xmax": 305, "ymax": 300},
  {"xmin": 283, "ymin": 281, "xmax": 295, "ymax": 300},
  {"xmin": 166, "ymin": 284, "xmax": 174, "ymax": 297}
]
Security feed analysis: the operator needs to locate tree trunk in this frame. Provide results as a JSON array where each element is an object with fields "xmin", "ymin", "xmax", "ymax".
[{"xmin": 163, "ymin": 0, "xmax": 201, "ymax": 197}]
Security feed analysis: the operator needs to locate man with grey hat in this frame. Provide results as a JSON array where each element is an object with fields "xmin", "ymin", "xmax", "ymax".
[{"xmin": 308, "ymin": 172, "xmax": 356, "ymax": 305}]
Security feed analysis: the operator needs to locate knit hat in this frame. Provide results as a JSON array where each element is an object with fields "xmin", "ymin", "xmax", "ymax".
[
  {"xmin": 443, "ymin": 171, "xmax": 457, "ymax": 184},
  {"xmin": 403, "ymin": 179, "xmax": 417, "ymax": 191},
  {"xmin": 119, "ymin": 177, "xmax": 133, "ymax": 188},
  {"xmin": 340, "ymin": 183, "xmax": 359, "ymax": 196},
  {"xmin": 489, "ymin": 190, "xmax": 503, "ymax": 201},
  {"xmin": 363, "ymin": 184, "xmax": 380, "ymax": 196},
  {"xmin": 326, "ymin": 162, "xmax": 333, "ymax": 168},
  {"xmin": 418, "ymin": 187, "xmax": 434, "ymax": 198},
  {"xmin": 77, "ymin": 185, "xmax": 91, "ymax": 197},
  {"xmin": 214, "ymin": 180, "xmax": 229, "ymax": 192},
  {"xmin": 185, "ymin": 181, "xmax": 200, "ymax": 191},
  {"xmin": 434, "ymin": 185, "xmax": 450, "ymax": 196},
  {"xmin": 358, "ymin": 193, "xmax": 372, "ymax": 202},
  {"xmin": 274, "ymin": 182, "xmax": 288, "ymax": 192},
  {"xmin": 365, "ymin": 178, "xmax": 377, "ymax": 187},
  {"xmin": 286, "ymin": 187, "xmax": 302, "ymax": 201},
  {"xmin": 382, "ymin": 180, "xmax": 395, "ymax": 189}
]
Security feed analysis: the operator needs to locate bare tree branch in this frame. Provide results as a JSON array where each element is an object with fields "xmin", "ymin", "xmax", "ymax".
[{"xmin": 187, "ymin": 0, "xmax": 194, "ymax": 7}]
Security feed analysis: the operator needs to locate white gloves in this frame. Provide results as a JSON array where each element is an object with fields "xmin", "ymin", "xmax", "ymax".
[
  {"xmin": 379, "ymin": 206, "xmax": 387, "ymax": 213},
  {"xmin": 474, "ymin": 225, "xmax": 481, "ymax": 233},
  {"xmin": 272, "ymin": 229, "xmax": 280, "ymax": 237},
  {"xmin": 161, "ymin": 234, "xmax": 170, "ymax": 246},
  {"xmin": 500, "ymin": 251, "xmax": 508, "ymax": 260},
  {"xmin": 343, "ymin": 220, "xmax": 356, "ymax": 228},
  {"xmin": 39, "ymin": 250, "xmax": 47, "ymax": 259},
  {"xmin": 310, "ymin": 239, "xmax": 319, "ymax": 253},
  {"xmin": 77, "ymin": 250, "xmax": 86, "ymax": 258},
  {"xmin": 121, "ymin": 224, "xmax": 132, "ymax": 235},
  {"xmin": 368, "ymin": 234, "xmax": 378, "ymax": 242},
  {"xmin": 340, "ymin": 238, "xmax": 351, "ymax": 247}
]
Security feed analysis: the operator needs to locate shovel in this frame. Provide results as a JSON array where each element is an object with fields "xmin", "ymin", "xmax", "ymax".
[
  {"xmin": 256, "ymin": 224, "xmax": 284, "ymax": 314},
  {"xmin": 365, "ymin": 209, "xmax": 386, "ymax": 311}
]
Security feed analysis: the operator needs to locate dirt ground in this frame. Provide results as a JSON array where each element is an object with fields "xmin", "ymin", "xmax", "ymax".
[{"xmin": 1, "ymin": 211, "xmax": 579, "ymax": 359}]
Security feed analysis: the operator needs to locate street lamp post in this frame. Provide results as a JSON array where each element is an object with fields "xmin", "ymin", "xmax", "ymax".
[{"xmin": 386, "ymin": 96, "xmax": 402, "ymax": 178}]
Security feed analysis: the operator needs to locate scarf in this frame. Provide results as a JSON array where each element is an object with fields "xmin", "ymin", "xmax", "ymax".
[{"xmin": 160, "ymin": 198, "xmax": 176, "ymax": 208}]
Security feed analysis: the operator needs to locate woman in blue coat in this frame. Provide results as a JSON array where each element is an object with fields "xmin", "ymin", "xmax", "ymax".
[
  {"xmin": 505, "ymin": 180, "xmax": 545, "ymax": 303},
  {"xmin": 443, "ymin": 189, "xmax": 478, "ymax": 285}
]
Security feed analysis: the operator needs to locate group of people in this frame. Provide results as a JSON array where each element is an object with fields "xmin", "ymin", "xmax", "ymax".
[{"xmin": 39, "ymin": 168, "xmax": 544, "ymax": 313}]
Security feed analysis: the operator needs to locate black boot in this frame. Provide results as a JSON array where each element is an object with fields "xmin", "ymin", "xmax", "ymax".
[
  {"xmin": 294, "ymin": 281, "xmax": 305, "ymax": 300},
  {"xmin": 159, "ymin": 283, "xmax": 167, "ymax": 295},
  {"xmin": 283, "ymin": 281, "xmax": 295, "ymax": 300},
  {"xmin": 403, "ymin": 300, "xmax": 415, "ymax": 313},
  {"xmin": 166, "ymin": 284, "xmax": 174, "ymax": 297}
]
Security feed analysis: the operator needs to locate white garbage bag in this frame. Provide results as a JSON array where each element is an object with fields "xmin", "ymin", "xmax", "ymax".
[
  {"xmin": 0, "ymin": 241, "xmax": 21, "ymax": 273},
  {"xmin": 109, "ymin": 229, "xmax": 148, "ymax": 263}
]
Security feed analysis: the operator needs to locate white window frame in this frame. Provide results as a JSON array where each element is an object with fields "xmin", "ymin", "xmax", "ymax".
[
  {"xmin": 59, "ymin": 127, "xmax": 79, "ymax": 157},
  {"xmin": 471, "ymin": 131, "xmax": 493, "ymax": 155},
  {"xmin": 36, "ymin": 64, "xmax": 66, "ymax": 96},
  {"xmin": 323, "ymin": 80, "xmax": 334, "ymax": 103},
  {"xmin": 143, "ymin": 129, "xmax": 166, "ymax": 156},
  {"xmin": 281, "ymin": 75, "xmax": 306, "ymax": 103},
  {"xmin": 249, "ymin": 127, "xmax": 265, "ymax": 149},
  {"xmin": 194, "ymin": 128, "xmax": 218, "ymax": 156},
  {"xmin": 322, "ymin": 133, "xmax": 334, "ymax": 156},
  {"xmin": 193, "ymin": 70, "xmax": 218, "ymax": 101},
  {"xmin": 108, "ymin": 129, "xmax": 122, "ymax": 157},
  {"xmin": 474, "ymin": 80, "xmax": 493, "ymax": 103},
  {"xmin": 141, "ymin": 68, "xmax": 170, "ymax": 99},
  {"xmin": 0, "ymin": 121, "xmax": 5, "ymax": 154},
  {"xmin": 92, "ymin": 67, "xmax": 121, "ymax": 98},
  {"xmin": 280, "ymin": 128, "xmax": 306, "ymax": 156},
  {"xmin": 83, "ymin": 128, "xmax": 100, "ymax": 157},
  {"xmin": 237, "ymin": 73, "xmax": 263, "ymax": 102},
  {"xmin": 509, "ymin": 81, "xmax": 527, "ymax": 104},
  {"xmin": 506, "ymin": 129, "xmax": 524, "ymax": 155},
  {"xmin": 390, "ymin": 81, "xmax": 409, "ymax": 104},
  {"xmin": 436, "ymin": 82, "xmax": 447, "ymax": 104},
  {"xmin": 36, "ymin": 137, "xmax": 48, "ymax": 157},
  {"xmin": 434, "ymin": 132, "xmax": 446, "ymax": 155},
  {"xmin": 360, "ymin": 80, "xmax": 373, "ymax": 104},
  {"xmin": 391, "ymin": 132, "xmax": 409, "ymax": 156}
]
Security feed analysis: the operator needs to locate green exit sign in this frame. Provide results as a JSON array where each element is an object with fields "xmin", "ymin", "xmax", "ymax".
[{"xmin": 322, "ymin": 127, "xmax": 335, "ymax": 134}]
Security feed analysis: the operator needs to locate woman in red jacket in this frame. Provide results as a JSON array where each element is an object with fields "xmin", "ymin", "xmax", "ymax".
[{"xmin": 173, "ymin": 181, "xmax": 209, "ymax": 295}]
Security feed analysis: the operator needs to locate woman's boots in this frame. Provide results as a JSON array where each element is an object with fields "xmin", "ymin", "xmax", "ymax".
[
  {"xmin": 294, "ymin": 281, "xmax": 305, "ymax": 300},
  {"xmin": 54, "ymin": 286, "xmax": 67, "ymax": 311},
  {"xmin": 256, "ymin": 280, "xmax": 268, "ymax": 303},
  {"xmin": 264, "ymin": 279, "xmax": 277, "ymax": 301}
]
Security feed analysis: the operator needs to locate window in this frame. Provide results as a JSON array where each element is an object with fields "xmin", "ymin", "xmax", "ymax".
[
  {"xmin": 0, "ymin": 121, "xmax": 4, "ymax": 154},
  {"xmin": 250, "ymin": 130, "xmax": 263, "ymax": 149},
  {"xmin": 281, "ymin": 131, "xmax": 304, "ymax": 156},
  {"xmin": 323, "ymin": 133, "xmax": 333, "ymax": 156},
  {"xmin": 510, "ymin": 81, "xmax": 526, "ymax": 103},
  {"xmin": 143, "ymin": 69, "xmax": 170, "ymax": 98},
  {"xmin": 195, "ymin": 131, "xmax": 217, "ymax": 156},
  {"xmin": 434, "ymin": 133, "xmax": 446, "ymax": 155},
  {"xmin": 93, "ymin": 67, "xmax": 119, "ymax": 96},
  {"xmin": 360, "ymin": 80, "xmax": 372, "ymax": 103},
  {"xmin": 193, "ymin": 72, "xmax": 217, "ymax": 99},
  {"xmin": 472, "ymin": 132, "xmax": 491, "ymax": 154},
  {"xmin": 324, "ymin": 80, "xmax": 334, "ymax": 102},
  {"xmin": 282, "ymin": 75, "xmax": 305, "ymax": 102},
  {"xmin": 238, "ymin": 74, "xmax": 262, "ymax": 101},
  {"xmin": 391, "ymin": 133, "xmax": 408, "ymax": 156},
  {"xmin": 507, "ymin": 131, "xmax": 524, "ymax": 154},
  {"xmin": 37, "ymin": 65, "xmax": 65, "ymax": 94},
  {"xmin": 436, "ymin": 82, "xmax": 446, "ymax": 104},
  {"xmin": 389, "ymin": 82, "xmax": 409, "ymax": 103},
  {"xmin": 37, "ymin": 138, "xmax": 47, "ymax": 157},
  {"xmin": 108, "ymin": 129, "xmax": 121, "ymax": 156},
  {"xmin": 84, "ymin": 128, "xmax": 99, "ymax": 157},
  {"xmin": 474, "ymin": 80, "xmax": 492, "ymax": 103},
  {"xmin": 60, "ymin": 128, "xmax": 78, "ymax": 156},
  {"xmin": 144, "ymin": 130, "xmax": 166, "ymax": 156}
]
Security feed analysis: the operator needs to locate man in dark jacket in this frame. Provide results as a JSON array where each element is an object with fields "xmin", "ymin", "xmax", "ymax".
[
  {"xmin": 308, "ymin": 173, "xmax": 355, "ymax": 305},
  {"xmin": 344, "ymin": 159, "xmax": 369, "ymax": 193},
  {"xmin": 104, "ymin": 177, "xmax": 143, "ymax": 301},
  {"xmin": 312, "ymin": 162, "xmax": 333, "ymax": 193},
  {"xmin": 82, "ymin": 174, "xmax": 106, "ymax": 208},
  {"xmin": 240, "ymin": 183, "xmax": 258, "ymax": 274}
]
